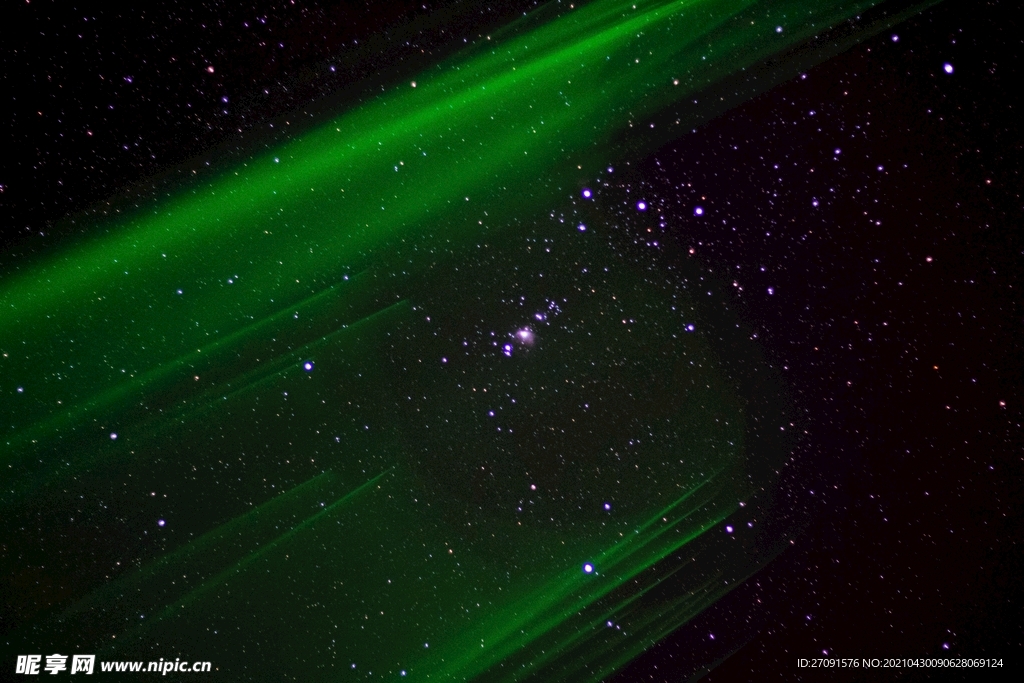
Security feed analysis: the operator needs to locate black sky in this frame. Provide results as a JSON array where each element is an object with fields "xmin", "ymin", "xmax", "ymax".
[{"xmin": 3, "ymin": 1, "xmax": 1021, "ymax": 681}]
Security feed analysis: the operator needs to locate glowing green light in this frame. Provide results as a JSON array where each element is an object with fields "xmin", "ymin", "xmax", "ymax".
[{"xmin": 2, "ymin": 0, "xmax": 939, "ymax": 680}]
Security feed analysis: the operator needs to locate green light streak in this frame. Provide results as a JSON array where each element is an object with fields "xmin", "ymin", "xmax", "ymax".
[
  {"xmin": 93, "ymin": 468, "xmax": 394, "ymax": 653},
  {"xmin": 2, "ymin": 0, "xmax": 940, "ymax": 679},
  {"xmin": 3, "ymin": 0, "xmax": 900, "ymax": 418},
  {"xmin": 56, "ymin": 468, "xmax": 387, "ymax": 629}
]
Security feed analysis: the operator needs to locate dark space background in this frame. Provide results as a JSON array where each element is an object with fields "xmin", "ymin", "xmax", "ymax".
[{"xmin": 3, "ymin": 0, "xmax": 1021, "ymax": 680}]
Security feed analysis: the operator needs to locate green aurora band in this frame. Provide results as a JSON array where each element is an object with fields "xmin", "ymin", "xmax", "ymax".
[{"xmin": 2, "ymin": 0, "xmax": 937, "ymax": 679}]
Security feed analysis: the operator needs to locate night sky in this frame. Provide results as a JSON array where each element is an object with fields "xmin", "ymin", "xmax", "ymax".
[{"xmin": 2, "ymin": 1, "xmax": 1022, "ymax": 681}]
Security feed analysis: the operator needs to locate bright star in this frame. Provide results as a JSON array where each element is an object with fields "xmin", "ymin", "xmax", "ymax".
[{"xmin": 516, "ymin": 328, "xmax": 535, "ymax": 346}]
